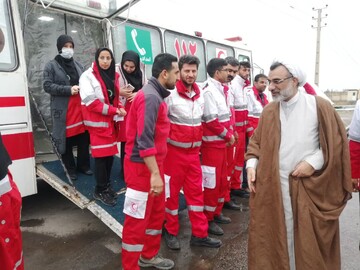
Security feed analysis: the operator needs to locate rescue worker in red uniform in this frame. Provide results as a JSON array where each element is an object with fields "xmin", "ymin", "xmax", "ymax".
[
  {"xmin": 223, "ymin": 56, "xmax": 242, "ymax": 211},
  {"xmin": 121, "ymin": 53, "xmax": 179, "ymax": 270},
  {"xmin": 246, "ymin": 74, "xmax": 269, "ymax": 137},
  {"xmin": 162, "ymin": 55, "xmax": 222, "ymax": 250},
  {"xmin": 79, "ymin": 48, "xmax": 126, "ymax": 206},
  {"xmin": 227, "ymin": 61, "xmax": 251, "ymax": 198},
  {"xmin": 201, "ymin": 58, "xmax": 235, "ymax": 236},
  {"xmin": 0, "ymin": 133, "xmax": 24, "ymax": 270}
]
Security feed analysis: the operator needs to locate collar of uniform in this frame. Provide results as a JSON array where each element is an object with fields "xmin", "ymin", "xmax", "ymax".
[
  {"xmin": 0, "ymin": 174, "xmax": 12, "ymax": 196},
  {"xmin": 209, "ymin": 77, "xmax": 225, "ymax": 93}
]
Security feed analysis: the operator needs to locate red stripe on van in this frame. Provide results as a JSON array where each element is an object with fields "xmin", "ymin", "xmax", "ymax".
[
  {"xmin": 2, "ymin": 132, "xmax": 35, "ymax": 160},
  {"xmin": 0, "ymin": 97, "xmax": 26, "ymax": 107}
]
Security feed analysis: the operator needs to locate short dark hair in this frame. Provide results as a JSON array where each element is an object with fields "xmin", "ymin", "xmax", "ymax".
[
  {"xmin": 206, "ymin": 58, "xmax": 227, "ymax": 78},
  {"xmin": 225, "ymin": 56, "xmax": 240, "ymax": 67},
  {"xmin": 254, "ymin": 73, "xmax": 268, "ymax": 82},
  {"xmin": 152, "ymin": 53, "xmax": 178, "ymax": 78},
  {"xmin": 178, "ymin": 55, "xmax": 200, "ymax": 70},
  {"xmin": 239, "ymin": 61, "xmax": 251, "ymax": 69}
]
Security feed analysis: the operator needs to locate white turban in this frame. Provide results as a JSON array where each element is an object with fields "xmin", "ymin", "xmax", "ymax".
[{"xmin": 272, "ymin": 59, "xmax": 307, "ymax": 87}]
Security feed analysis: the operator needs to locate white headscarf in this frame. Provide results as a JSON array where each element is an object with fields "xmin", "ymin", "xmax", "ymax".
[{"xmin": 272, "ymin": 59, "xmax": 307, "ymax": 87}]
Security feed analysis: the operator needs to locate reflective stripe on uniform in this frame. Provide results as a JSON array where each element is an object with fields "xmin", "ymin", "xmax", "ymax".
[
  {"xmin": 91, "ymin": 142, "xmax": 117, "ymax": 149},
  {"xmin": 122, "ymin": 242, "xmax": 144, "ymax": 252},
  {"xmin": 218, "ymin": 113, "xmax": 230, "ymax": 121},
  {"xmin": 202, "ymin": 135, "xmax": 222, "ymax": 142},
  {"xmin": 235, "ymin": 121, "xmax": 246, "ymax": 127},
  {"xmin": 188, "ymin": 205, "xmax": 204, "ymax": 212},
  {"xmin": 233, "ymin": 104, "xmax": 247, "ymax": 110},
  {"xmin": 167, "ymin": 139, "xmax": 202, "ymax": 148},
  {"xmin": 82, "ymin": 94, "xmax": 97, "ymax": 104},
  {"xmin": 203, "ymin": 114, "xmax": 217, "ymax": 122},
  {"xmin": 234, "ymin": 166, "xmax": 243, "ymax": 172},
  {"xmin": 14, "ymin": 252, "xmax": 23, "ymax": 270},
  {"xmin": 83, "ymin": 120, "xmax": 109, "ymax": 128},
  {"xmin": 145, "ymin": 229, "xmax": 162, "ymax": 235},
  {"xmin": 218, "ymin": 197, "xmax": 225, "ymax": 203},
  {"xmin": 168, "ymin": 115, "xmax": 202, "ymax": 126},
  {"xmin": 165, "ymin": 208, "xmax": 178, "ymax": 216},
  {"xmin": 102, "ymin": 104, "xmax": 109, "ymax": 115},
  {"xmin": 66, "ymin": 121, "xmax": 83, "ymax": 129},
  {"xmin": 204, "ymin": 205, "xmax": 216, "ymax": 212}
]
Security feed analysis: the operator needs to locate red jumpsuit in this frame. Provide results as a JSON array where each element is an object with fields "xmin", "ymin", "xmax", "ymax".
[
  {"xmin": 201, "ymin": 78, "xmax": 233, "ymax": 221},
  {"xmin": 226, "ymin": 75, "xmax": 249, "ymax": 200},
  {"xmin": 0, "ymin": 133, "xmax": 24, "ymax": 270},
  {"xmin": 164, "ymin": 81, "xmax": 208, "ymax": 238},
  {"xmin": 121, "ymin": 78, "xmax": 170, "ymax": 270},
  {"xmin": 0, "ymin": 173, "xmax": 23, "ymax": 270}
]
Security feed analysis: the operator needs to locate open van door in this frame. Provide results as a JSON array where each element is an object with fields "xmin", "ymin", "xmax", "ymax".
[{"xmin": 0, "ymin": 0, "xmax": 36, "ymax": 197}]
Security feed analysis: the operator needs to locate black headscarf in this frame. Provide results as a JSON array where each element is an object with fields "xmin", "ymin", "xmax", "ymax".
[
  {"xmin": 54, "ymin": 34, "xmax": 79, "ymax": 86},
  {"xmin": 121, "ymin": 50, "xmax": 143, "ymax": 92},
  {"xmin": 95, "ymin": 47, "xmax": 116, "ymax": 104}
]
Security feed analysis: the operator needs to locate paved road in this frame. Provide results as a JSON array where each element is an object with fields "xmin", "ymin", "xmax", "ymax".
[
  {"xmin": 21, "ymin": 180, "xmax": 359, "ymax": 270},
  {"xmin": 21, "ymin": 109, "xmax": 359, "ymax": 269}
]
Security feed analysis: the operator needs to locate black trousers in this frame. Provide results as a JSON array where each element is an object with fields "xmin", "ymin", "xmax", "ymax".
[
  {"xmin": 61, "ymin": 131, "xmax": 90, "ymax": 173},
  {"xmin": 94, "ymin": 156, "xmax": 114, "ymax": 192}
]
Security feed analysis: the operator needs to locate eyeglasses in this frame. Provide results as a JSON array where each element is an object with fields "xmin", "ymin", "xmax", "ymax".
[{"xmin": 267, "ymin": 76, "xmax": 293, "ymax": 85}]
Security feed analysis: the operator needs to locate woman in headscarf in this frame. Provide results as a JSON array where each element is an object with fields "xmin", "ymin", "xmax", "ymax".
[
  {"xmin": 116, "ymin": 50, "xmax": 147, "ymax": 180},
  {"xmin": 43, "ymin": 34, "xmax": 92, "ymax": 181},
  {"xmin": 80, "ymin": 48, "xmax": 126, "ymax": 206}
]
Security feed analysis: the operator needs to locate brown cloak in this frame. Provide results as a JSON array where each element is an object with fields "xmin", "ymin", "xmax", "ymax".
[{"xmin": 245, "ymin": 96, "xmax": 352, "ymax": 270}]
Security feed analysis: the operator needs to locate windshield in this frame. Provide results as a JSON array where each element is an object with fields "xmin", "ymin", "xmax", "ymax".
[{"xmin": 32, "ymin": 0, "xmax": 136, "ymax": 18}]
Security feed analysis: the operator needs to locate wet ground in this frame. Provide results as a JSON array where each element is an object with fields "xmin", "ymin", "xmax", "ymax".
[
  {"xmin": 21, "ymin": 180, "xmax": 359, "ymax": 270},
  {"xmin": 21, "ymin": 109, "xmax": 359, "ymax": 270}
]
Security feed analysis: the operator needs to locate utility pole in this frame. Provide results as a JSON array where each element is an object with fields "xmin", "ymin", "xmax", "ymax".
[{"xmin": 312, "ymin": 5, "xmax": 328, "ymax": 86}]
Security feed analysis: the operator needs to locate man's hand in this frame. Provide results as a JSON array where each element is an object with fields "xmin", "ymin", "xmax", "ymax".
[
  {"xmin": 150, "ymin": 171, "xmax": 163, "ymax": 196},
  {"xmin": 226, "ymin": 135, "xmax": 235, "ymax": 147},
  {"xmin": 291, "ymin": 161, "xmax": 315, "ymax": 178},
  {"xmin": 247, "ymin": 167, "xmax": 256, "ymax": 193}
]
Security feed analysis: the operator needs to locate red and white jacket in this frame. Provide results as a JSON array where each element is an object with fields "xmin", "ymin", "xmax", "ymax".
[
  {"xmin": 202, "ymin": 77, "xmax": 233, "ymax": 148},
  {"xmin": 165, "ymin": 80, "xmax": 204, "ymax": 150},
  {"xmin": 246, "ymin": 85, "xmax": 269, "ymax": 137},
  {"xmin": 228, "ymin": 75, "xmax": 250, "ymax": 134},
  {"xmin": 79, "ymin": 62, "xmax": 123, "ymax": 157}
]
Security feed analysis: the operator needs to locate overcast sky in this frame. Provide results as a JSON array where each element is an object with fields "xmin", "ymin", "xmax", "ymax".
[{"xmin": 123, "ymin": 0, "xmax": 360, "ymax": 91}]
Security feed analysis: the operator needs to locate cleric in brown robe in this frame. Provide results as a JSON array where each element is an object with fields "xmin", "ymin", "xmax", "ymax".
[{"xmin": 245, "ymin": 60, "xmax": 352, "ymax": 270}]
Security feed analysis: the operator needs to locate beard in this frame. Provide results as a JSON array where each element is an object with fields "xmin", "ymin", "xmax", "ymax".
[{"xmin": 272, "ymin": 86, "xmax": 296, "ymax": 102}]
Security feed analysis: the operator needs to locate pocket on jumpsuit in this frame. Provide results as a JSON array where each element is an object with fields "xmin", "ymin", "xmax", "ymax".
[
  {"xmin": 201, "ymin": 165, "xmax": 216, "ymax": 189},
  {"xmin": 123, "ymin": 187, "xmax": 149, "ymax": 219}
]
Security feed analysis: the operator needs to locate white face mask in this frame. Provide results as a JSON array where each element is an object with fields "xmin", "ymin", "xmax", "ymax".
[{"xmin": 60, "ymin": 47, "xmax": 74, "ymax": 59}]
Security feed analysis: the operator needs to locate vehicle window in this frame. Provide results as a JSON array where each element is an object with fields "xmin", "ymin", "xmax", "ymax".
[
  {"xmin": 164, "ymin": 30, "xmax": 206, "ymax": 82},
  {"xmin": 112, "ymin": 19, "xmax": 162, "ymax": 79},
  {"xmin": 206, "ymin": 41, "xmax": 234, "ymax": 63},
  {"xmin": 238, "ymin": 54, "xmax": 250, "ymax": 63},
  {"xmin": 18, "ymin": 0, "xmax": 104, "ymax": 129},
  {"xmin": 0, "ymin": 0, "xmax": 17, "ymax": 71}
]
